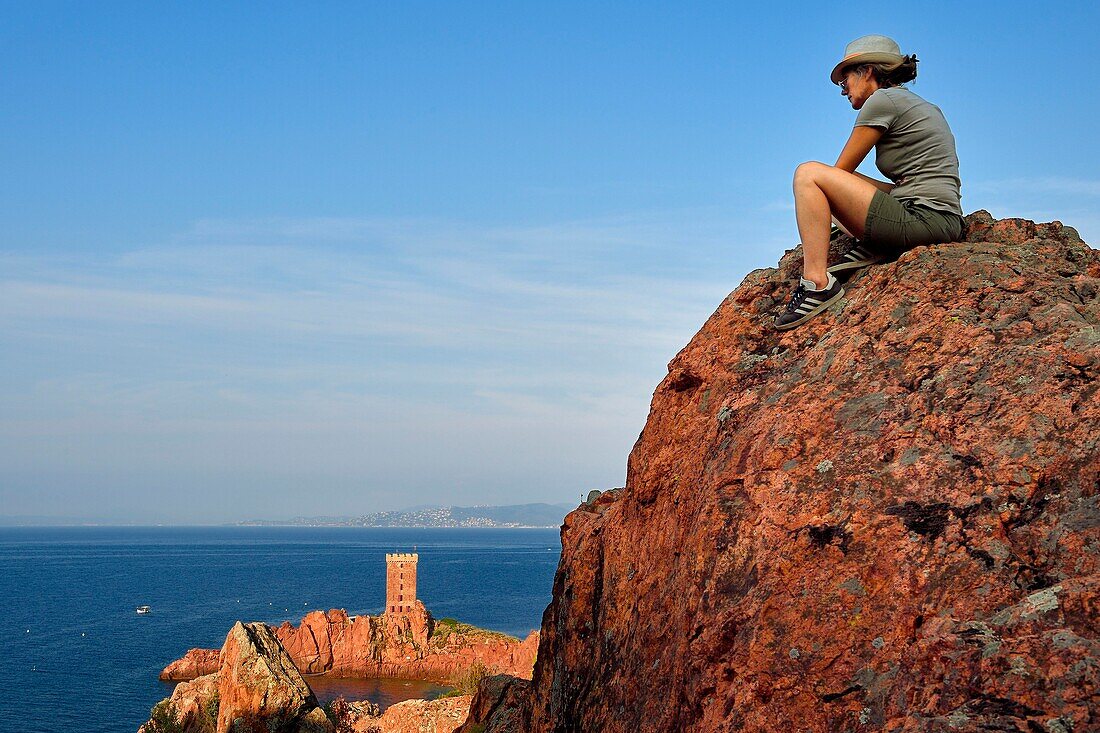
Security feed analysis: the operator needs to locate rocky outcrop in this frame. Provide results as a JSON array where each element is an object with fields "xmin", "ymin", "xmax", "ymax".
[
  {"xmin": 323, "ymin": 698, "xmax": 380, "ymax": 733},
  {"xmin": 163, "ymin": 604, "xmax": 538, "ymax": 684},
  {"xmin": 217, "ymin": 621, "xmax": 334, "ymax": 732},
  {"xmin": 140, "ymin": 673, "xmax": 219, "ymax": 732},
  {"xmin": 161, "ymin": 648, "xmax": 221, "ymax": 681},
  {"xmin": 465, "ymin": 212, "xmax": 1100, "ymax": 731},
  {"xmin": 372, "ymin": 696, "xmax": 471, "ymax": 733},
  {"xmin": 328, "ymin": 695, "xmax": 471, "ymax": 733},
  {"xmin": 142, "ymin": 621, "xmax": 334, "ymax": 733},
  {"xmin": 454, "ymin": 675, "xmax": 529, "ymax": 733}
]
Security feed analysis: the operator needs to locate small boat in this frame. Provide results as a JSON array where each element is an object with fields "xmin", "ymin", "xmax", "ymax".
[{"xmin": 136, "ymin": 605, "xmax": 151, "ymax": 614}]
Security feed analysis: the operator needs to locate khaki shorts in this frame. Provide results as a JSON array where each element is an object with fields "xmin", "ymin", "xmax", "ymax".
[{"xmin": 864, "ymin": 189, "xmax": 964, "ymax": 253}]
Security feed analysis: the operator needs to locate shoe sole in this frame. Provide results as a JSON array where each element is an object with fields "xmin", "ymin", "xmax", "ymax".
[
  {"xmin": 773, "ymin": 287, "xmax": 846, "ymax": 331},
  {"xmin": 827, "ymin": 258, "xmax": 883, "ymax": 274}
]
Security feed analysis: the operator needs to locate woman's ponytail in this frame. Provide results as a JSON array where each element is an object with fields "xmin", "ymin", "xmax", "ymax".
[
  {"xmin": 891, "ymin": 54, "xmax": 919, "ymax": 85},
  {"xmin": 867, "ymin": 54, "xmax": 919, "ymax": 88}
]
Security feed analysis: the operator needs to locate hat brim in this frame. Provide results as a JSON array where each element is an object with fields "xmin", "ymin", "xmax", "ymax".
[{"xmin": 830, "ymin": 52, "xmax": 905, "ymax": 84}]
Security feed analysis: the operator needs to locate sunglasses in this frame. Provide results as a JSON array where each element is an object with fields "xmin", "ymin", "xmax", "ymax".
[{"xmin": 838, "ymin": 67, "xmax": 863, "ymax": 92}]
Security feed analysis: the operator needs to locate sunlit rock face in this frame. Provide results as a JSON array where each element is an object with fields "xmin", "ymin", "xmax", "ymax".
[
  {"xmin": 160, "ymin": 648, "xmax": 221, "ymax": 681},
  {"xmin": 142, "ymin": 621, "xmax": 333, "ymax": 733},
  {"xmin": 216, "ymin": 621, "xmax": 333, "ymax": 733},
  {"xmin": 161, "ymin": 602, "xmax": 539, "ymax": 684},
  {"xmin": 467, "ymin": 211, "xmax": 1099, "ymax": 732}
]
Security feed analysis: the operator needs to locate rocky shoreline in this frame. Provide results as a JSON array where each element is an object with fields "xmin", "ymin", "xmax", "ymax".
[
  {"xmin": 145, "ymin": 602, "xmax": 537, "ymax": 732},
  {"xmin": 143, "ymin": 620, "xmax": 471, "ymax": 733},
  {"xmin": 160, "ymin": 602, "xmax": 538, "ymax": 684}
]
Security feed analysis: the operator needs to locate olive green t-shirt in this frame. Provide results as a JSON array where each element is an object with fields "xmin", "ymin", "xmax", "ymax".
[{"xmin": 855, "ymin": 87, "xmax": 963, "ymax": 216}]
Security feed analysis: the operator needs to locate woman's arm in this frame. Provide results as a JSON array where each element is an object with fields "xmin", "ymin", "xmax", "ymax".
[{"xmin": 836, "ymin": 126, "xmax": 893, "ymax": 193}]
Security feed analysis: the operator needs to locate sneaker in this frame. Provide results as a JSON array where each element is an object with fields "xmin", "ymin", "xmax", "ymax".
[
  {"xmin": 774, "ymin": 274, "xmax": 845, "ymax": 331},
  {"xmin": 827, "ymin": 241, "xmax": 884, "ymax": 274}
]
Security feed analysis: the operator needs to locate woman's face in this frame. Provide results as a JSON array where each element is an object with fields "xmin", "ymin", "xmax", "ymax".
[{"xmin": 839, "ymin": 66, "xmax": 878, "ymax": 109}]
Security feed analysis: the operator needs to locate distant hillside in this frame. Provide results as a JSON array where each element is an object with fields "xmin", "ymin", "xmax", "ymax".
[{"xmin": 239, "ymin": 502, "xmax": 574, "ymax": 528}]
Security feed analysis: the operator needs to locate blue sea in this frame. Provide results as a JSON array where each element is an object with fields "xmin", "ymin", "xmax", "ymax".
[{"xmin": 0, "ymin": 526, "xmax": 560, "ymax": 733}]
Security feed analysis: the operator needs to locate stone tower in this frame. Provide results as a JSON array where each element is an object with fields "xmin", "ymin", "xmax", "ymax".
[{"xmin": 385, "ymin": 552, "xmax": 418, "ymax": 614}]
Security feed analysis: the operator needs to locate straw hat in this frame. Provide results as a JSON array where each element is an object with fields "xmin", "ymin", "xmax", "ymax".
[{"xmin": 830, "ymin": 35, "xmax": 905, "ymax": 84}]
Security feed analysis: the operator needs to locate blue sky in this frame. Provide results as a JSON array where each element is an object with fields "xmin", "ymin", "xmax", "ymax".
[{"xmin": 2, "ymin": 1, "xmax": 1098, "ymax": 523}]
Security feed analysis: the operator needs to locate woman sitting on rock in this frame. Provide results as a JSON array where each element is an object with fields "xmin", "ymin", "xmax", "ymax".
[{"xmin": 775, "ymin": 34, "xmax": 965, "ymax": 331}]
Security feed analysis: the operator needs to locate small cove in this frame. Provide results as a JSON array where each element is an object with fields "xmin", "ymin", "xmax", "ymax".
[{"xmin": 308, "ymin": 676, "xmax": 451, "ymax": 709}]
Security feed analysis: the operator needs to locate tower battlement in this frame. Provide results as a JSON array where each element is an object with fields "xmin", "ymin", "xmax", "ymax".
[{"xmin": 385, "ymin": 552, "xmax": 418, "ymax": 614}]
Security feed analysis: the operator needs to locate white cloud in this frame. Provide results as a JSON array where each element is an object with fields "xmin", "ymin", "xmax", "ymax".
[{"xmin": 0, "ymin": 210, "xmax": 753, "ymax": 521}]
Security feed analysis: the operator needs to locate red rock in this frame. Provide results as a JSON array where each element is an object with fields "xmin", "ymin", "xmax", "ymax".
[
  {"xmin": 163, "ymin": 603, "xmax": 538, "ymax": 685},
  {"xmin": 159, "ymin": 647, "xmax": 220, "ymax": 681},
  {"xmin": 141, "ymin": 622, "xmax": 334, "ymax": 733},
  {"xmin": 323, "ymin": 697, "xmax": 380, "ymax": 733},
  {"xmin": 464, "ymin": 211, "xmax": 1100, "ymax": 731},
  {"xmin": 272, "ymin": 603, "xmax": 536, "ymax": 682},
  {"xmin": 216, "ymin": 621, "xmax": 333, "ymax": 732},
  {"xmin": 454, "ymin": 675, "xmax": 528, "ymax": 733},
  {"xmin": 138, "ymin": 673, "xmax": 218, "ymax": 732},
  {"xmin": 371, "ymin": 696, "xmax": 472, "ymax": 733},
  {"xmin": 170, "ymin": 674, "xmax": 218, "ymax": 728},
  {"xmin": 326, "ymin": 694, "xmax": 470, "ymax": 733},
  {"xmin": 276, "ymin": 609, "xmax": 339, "ymax": 674}
]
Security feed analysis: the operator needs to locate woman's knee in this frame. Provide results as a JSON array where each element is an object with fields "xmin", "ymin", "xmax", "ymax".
[{"xmin": 793, "ymin": 161, "xmax": 830, "ymax": 187}]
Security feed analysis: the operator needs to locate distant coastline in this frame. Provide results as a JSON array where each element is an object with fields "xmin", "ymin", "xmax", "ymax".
[
  {"xmin": 237, "ymin": 502, "xmax": 573, "ymax": 529},
  {"xmin": 0, "ymin": 502, "xmax": 576, "ymax": 528}
]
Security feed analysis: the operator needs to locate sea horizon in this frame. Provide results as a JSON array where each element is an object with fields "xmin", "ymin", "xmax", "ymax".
[
  {"xmin": 1, "ymin": 522, "xmax": 565, "ymax": 528},
  {"xmin": 0, "ymin": 501, "xmax": 575, "ymax": 528}
]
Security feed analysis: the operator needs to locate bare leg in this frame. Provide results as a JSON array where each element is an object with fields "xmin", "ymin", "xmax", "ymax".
[{"xmin": 793, "ymin": 162, "xmax": 880, "ymax": 288}]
